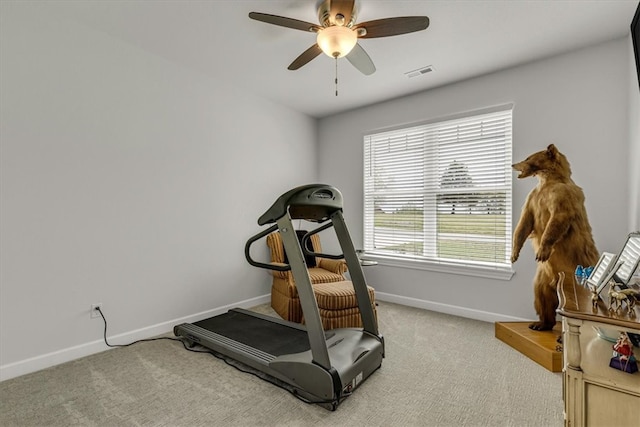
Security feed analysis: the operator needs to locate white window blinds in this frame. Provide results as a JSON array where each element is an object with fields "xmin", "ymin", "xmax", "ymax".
[{"xmin": 363, "ymin": 106, "xmax": 513, "ymax": 275}]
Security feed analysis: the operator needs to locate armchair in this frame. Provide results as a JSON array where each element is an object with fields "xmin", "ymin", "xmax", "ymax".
[{"xmin": 266, "ymin": 231, "xmax": 348, "ymax": 323}]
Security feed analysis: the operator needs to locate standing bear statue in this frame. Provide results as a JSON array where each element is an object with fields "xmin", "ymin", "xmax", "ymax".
[{"xmin": 511, "ymin": 144, "xmax": 599, "ymax": 331}]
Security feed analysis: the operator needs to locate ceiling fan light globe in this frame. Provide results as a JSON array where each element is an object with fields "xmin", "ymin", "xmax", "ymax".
[{"xmin": 316, "ymin": 26, "xmax": 357, "ymax": 58}]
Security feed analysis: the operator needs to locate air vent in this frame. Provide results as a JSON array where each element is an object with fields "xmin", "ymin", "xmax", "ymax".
[{"xmin": 405, "ymin": 65, "xmax": 434, "ymax": 78}]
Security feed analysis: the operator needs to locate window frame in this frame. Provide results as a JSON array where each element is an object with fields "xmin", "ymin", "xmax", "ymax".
[{"xmin": 362, "ymin": 104, "xmax": 515, "ymax": 280}]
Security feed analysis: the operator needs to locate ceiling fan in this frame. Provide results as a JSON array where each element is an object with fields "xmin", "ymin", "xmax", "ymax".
[{"xmin": 248, "ymin": 0, "xmax": 430, "ymax": 76}]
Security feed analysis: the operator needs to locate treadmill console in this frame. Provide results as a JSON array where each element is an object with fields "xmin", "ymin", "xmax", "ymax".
[{"xmin": 258, "ymin": 184, "xmax": 343, "ymax": 225}]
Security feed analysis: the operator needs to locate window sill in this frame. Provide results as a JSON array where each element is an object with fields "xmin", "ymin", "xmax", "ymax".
[{"xmin": 360, "ymin": 253, "xmax": 515, "ymax": 281}]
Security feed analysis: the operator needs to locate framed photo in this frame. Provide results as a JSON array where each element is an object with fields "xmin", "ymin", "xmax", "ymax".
[
  {"xmin": 587, "ymin": 251, "xmax": 615, "ymax": 291},
  {"xmin": 612, "ymin": 231, "xmax": 640, "ymax": 286}
]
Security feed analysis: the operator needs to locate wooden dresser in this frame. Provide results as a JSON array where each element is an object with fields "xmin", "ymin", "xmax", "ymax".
[{"xmin": 557, "ymin": 278, "xmax": 640, "ymax": 427}]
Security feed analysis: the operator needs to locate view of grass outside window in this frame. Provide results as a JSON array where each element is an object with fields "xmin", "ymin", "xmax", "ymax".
[{"xmin": 363, "ymin": 106, "xmax": 513, "ymax": 273}]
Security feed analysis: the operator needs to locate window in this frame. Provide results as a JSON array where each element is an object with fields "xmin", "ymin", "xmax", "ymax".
[{"xmin": 363, "ymin": 105, "xmax": 513, "ymax": 279}]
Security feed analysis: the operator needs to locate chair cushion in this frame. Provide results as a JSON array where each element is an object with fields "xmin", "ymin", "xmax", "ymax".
[
  {"xmin": 313, "ymin": 281, "xmax": 376, "ymax": 310},
  {"xmin": 308, "ymin": 267, "xmax": 344, "ymax": 284},
  {"xmin": 271, "ymin": 268, "xmax": 344, "ymax": 300}
]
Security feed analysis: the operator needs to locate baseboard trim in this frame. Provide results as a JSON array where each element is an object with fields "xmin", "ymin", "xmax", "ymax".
[
  {"xmin": 2, "ymin": 292, "xmax": 527, "ymax": 381},
  {"xmin": 0, "ymin": 294, "xmax": 271, "ymax": 382},
  {"xmin": 375, "ymin": 292, "xmax": 530, "ymax": 323}
]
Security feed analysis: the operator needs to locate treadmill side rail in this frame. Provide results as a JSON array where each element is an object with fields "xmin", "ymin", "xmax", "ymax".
[
  {"xmin": 276, "ymin": 214, "xmax": 332, "ymax": 370},
  {"xmin": 329, "ymin": 210, "xmax": 379, "ymax": 336}
]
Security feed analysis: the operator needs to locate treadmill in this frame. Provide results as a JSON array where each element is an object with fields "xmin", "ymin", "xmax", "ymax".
[{"xmin": 174, "ymin": 184, "xmax": 384, "ymax": 410}]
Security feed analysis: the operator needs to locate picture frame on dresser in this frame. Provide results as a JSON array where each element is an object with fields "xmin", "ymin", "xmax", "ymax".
[
  {"xmin": 611, "ymin": 231, "xmax": 640, "ymax": 288},
  {"xmin": 589, "ymin": 251, "xmax": 620, "ymax": 294}
]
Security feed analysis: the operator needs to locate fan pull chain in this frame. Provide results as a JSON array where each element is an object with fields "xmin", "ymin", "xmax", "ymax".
[{"xmin": 335, "ymin": 56, "xmax": 338, "ymax": 96}]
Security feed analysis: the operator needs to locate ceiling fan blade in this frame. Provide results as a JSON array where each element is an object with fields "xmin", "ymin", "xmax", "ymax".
[
  {"xmin": 346, "ymin": 43, "xmax": 376, "ymax": 75},
  {"xmin": 330, "ymin": 0, "xmax": 356, "ymax": 26},
  {"xmin": 354, "ymin": 16, "xmax": 430, "ymax": 38},
  {"xmin": 288, "ymin": 44, "xmax": 323, "ymax": 70},
  {"xmin": 249, "ymin": 12, "xmax": 321, "ymax": 32}
]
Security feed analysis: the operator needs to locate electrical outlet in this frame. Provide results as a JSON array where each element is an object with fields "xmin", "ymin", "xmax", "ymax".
[{"xmin": 90, "ymin": 303, "xmax": 102, "ymax": 319}]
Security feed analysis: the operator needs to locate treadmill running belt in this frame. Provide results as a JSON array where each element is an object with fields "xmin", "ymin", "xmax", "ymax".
[{"xmin": 194, "ymin": 311, "xmax": 311, "ymax": 356}]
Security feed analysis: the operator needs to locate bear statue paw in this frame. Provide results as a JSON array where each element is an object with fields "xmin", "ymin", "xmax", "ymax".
[
  {"xmin": 528, "ymin": 321, "xmax": 554, "ymax": 331},
  {"xmin": 535, "ymin": 251, "xmax": 551, "ymax": 262}
]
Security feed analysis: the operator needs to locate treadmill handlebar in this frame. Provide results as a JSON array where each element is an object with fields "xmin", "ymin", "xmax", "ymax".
[
  {"xmin": 300, "ymin": 223, "xmax": 345, "ymax": 261},
  {"xmin": 244, "ymin": 224, "xmax": 291, "ymax": 271},
  {"xmin": 257, "ymin": 184, "xmax": 343, "ymax": 226},
  {"xmin": 245, "ymin": 223, "xmax": 345, "ymax": 272}
]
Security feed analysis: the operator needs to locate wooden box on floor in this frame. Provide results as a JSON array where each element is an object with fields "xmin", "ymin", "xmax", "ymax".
[{"xmin": 495, "ymin": 322, "xmax": 563, "ymax": 372}]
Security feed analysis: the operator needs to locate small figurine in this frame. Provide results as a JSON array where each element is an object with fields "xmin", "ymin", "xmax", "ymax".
[
  {"xmin": 608, "ymin": 285, "xmax": 637, "ymax": 315},
  {"xmin": 588, "ymin": 284, "xmax": 599, "ymax": 310},
  {"xmin": 575, "ymin": 265, "xmax": 584, "ymax": 285},
  {"xmin": 574, "ymin": 265, "xmax": 594, "ymax": 287},
  {"xmin": 585, "ymin": 266, "xmax": 594, "ymax": 281},
  {"xmin": 609, "ymin": 332, "xmax": 638, "ymax": 373}
]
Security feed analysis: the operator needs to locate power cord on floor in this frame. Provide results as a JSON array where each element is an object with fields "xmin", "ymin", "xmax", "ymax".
[
  {"xmin": 95, "ymin": 306, "xmax": 210, "ymax": 353},
  {"xmin": 94, "ymin": 306, "xmax": 345, "ymax": 406}
]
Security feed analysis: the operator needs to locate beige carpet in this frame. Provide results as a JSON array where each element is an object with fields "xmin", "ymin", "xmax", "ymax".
[{"xmin": 0, "ymin": 301, "xmax": 563, "ymax": 426}]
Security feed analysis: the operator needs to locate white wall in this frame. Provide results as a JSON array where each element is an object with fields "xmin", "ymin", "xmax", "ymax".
[
  {"xmin": 0, "ymin": 6, "xmax": 317, "ymax": 379},
  {"xmin": 318, "ymin": 38, "xmax": 631, "ymax": 322}
]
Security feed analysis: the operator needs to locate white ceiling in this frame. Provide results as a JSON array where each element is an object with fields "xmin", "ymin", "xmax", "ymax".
[{"xmin": 20, "ymin": 0, "xmax": 640, "ymax": 118}]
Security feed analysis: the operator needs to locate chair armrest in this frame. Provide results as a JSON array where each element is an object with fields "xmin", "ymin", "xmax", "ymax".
[
  {"xmin": 317, "ymin": 258, "xmax": 348, "ymax": 275},
  {"xmin": 270, "ymin": 263, "xmax": 292, "ymax": 280}
]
